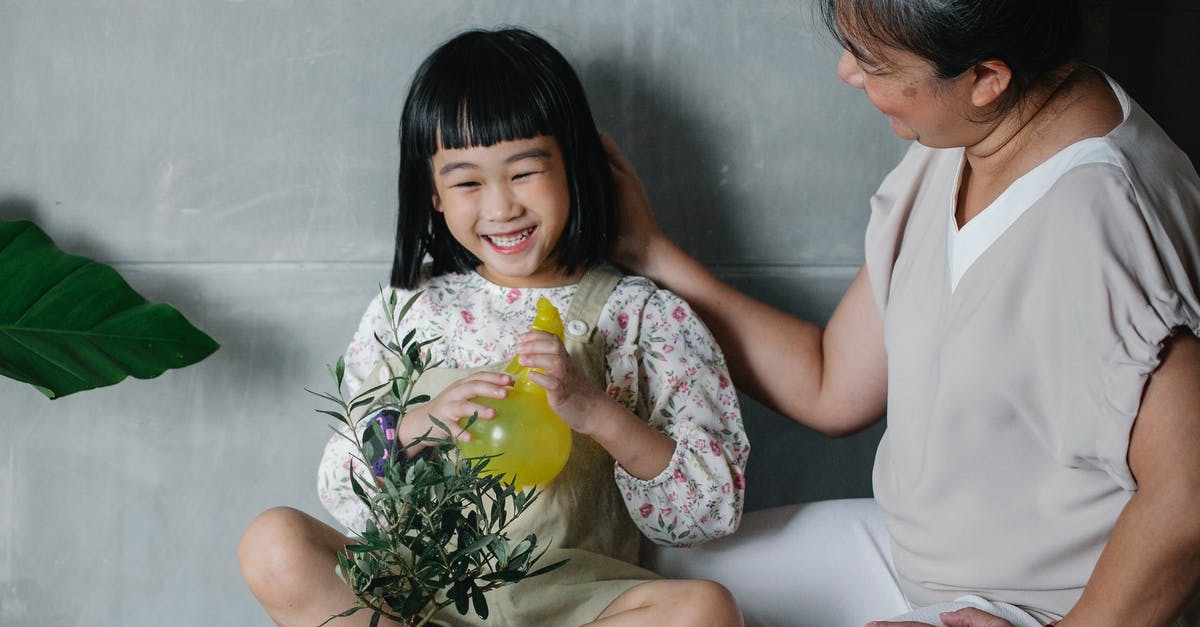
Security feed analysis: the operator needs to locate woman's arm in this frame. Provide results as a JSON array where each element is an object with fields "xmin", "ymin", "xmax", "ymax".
[
  {"xmin": 603, "ymin": 135, "xmax": 887, "ymax": 436},
  {"xmin": 1059, "ymin": 331, "xmax": 1200, "ymax": 626}
]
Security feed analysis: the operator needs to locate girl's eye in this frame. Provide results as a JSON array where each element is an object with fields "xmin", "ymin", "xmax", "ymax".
[
  {"xmin": 452, "ymin": 181, "xmax": 480, "ymax": 189},
  {"xmin": 512, "ymin": 171, "xmax": 539, "ymax": 181}
]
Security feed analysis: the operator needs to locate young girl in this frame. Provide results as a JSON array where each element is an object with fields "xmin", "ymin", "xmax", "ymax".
[{"xmin": 239, "ymin": 28, "xmax": 748, "ymax": 627}]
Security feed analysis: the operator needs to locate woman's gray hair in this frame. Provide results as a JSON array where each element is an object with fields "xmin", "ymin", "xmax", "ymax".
[{"xmin": 821, "ymin": 0, "xmax": 1083, "ymax": 113}]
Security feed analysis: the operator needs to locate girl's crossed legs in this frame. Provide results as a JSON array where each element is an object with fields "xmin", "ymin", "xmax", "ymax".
[{"xmin": 238, "ymin": 507, "xmax": 742, "ymax": 627}]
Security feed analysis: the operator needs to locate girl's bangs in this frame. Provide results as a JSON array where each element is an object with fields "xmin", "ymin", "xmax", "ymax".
[{"xmin": 427, "ymin": 67, "xmax": 557, "ymax": 152}]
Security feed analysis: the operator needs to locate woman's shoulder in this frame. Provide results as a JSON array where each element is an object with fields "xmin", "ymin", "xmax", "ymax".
[{"xmin": 1090, "ymin": 73, "xmax": 1200, "ymax": 208}]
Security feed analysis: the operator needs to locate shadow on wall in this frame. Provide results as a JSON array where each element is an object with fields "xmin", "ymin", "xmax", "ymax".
[
  {"xmin": 0, "ymin": 195, "xmax": 131, "ymax": 264},
  {"xmin": 0, "ymin": 196, "xmax": 39, "ymax": 223},
  {"xmin": 575, "ymin": 57, "xmax": 883, "ymax": 510},
  {"xmin": 578, "ymin": 57, "xmax": 745, "ymax": 264}
]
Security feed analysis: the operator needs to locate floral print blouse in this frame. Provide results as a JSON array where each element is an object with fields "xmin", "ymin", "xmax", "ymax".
[{"xmin": 317, "ymin": 271, "xmax": 748, "ymax": 546}]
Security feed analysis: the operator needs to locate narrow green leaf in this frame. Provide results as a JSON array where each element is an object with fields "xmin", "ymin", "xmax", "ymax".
[
  {"xmin": 524, "ymin": 558, "xmax": 569, "ymax": 579},
  {"xmin": 394, "ymin": 290, "xmax": 423, "ymax": 325},
  {"xmin": 314, "ymin": 409, "xmax": 347, "ymax": 422},
  {"xmin": 452, "ymin": 580, "xmax": 470, "ymax": 616},
  {"xmin": 471, "ymin": 585, "xmax": 489, "ymax": 619},
  {"xmin": 315, "ymin": 606, "xmax": 362, "ymax": 627}
]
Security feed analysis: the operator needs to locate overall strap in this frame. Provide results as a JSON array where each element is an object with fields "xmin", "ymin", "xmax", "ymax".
[{"xmin": 561, "ymin": 264, "xmax": 624, "ymax": 389}]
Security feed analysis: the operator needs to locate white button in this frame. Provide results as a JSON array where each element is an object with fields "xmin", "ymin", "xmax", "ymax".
[{"xmin": 566, "ymin": 319, "xmax": 589, "ymax": 336}]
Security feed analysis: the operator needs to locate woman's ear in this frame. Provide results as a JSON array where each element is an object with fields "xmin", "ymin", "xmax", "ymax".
[
  {"xmin": 970, "ymin": 60, "xmax": 1012, "ymax": 108},
  {"xmin": 431, "ymin": 192, "xmax": 443, "ymax": 213}
]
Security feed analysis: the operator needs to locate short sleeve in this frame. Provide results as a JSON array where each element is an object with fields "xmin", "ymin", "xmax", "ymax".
[
  {"xmin": 1048, "ymin": 164, "xmax": 1200, "ymax": 489},
  {"xmin": 864, "ymin": 143, "xmax": 956, "ymax": 318}
]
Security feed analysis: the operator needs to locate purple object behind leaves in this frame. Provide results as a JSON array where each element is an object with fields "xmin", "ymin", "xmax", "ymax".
[{"xmin": 369, "ymin": 409, "xmax": 400, "ymax": 477}]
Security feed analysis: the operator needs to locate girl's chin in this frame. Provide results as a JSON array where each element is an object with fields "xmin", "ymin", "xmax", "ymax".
[{"xmin": 477, "ymin": 263, "xmax": 576, "ymax": 288}]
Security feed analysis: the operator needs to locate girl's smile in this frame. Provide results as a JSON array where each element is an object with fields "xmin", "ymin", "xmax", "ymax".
[
  {"xmin": 481, "ymin": 225, "xmax": 536, "ymax": 253},
  {"xmin": 430, "ymin": 135, "xmax": 578, "ymax": 288}
]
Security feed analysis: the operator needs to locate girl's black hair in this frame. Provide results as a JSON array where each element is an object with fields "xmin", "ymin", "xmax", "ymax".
[
  {"xmin": 391, "ymin": 27, "xmax": 615, "ymax": 289},
  {"xmin": 821, "ymin": 0, "xmax": 1083, "ymax": 113}
]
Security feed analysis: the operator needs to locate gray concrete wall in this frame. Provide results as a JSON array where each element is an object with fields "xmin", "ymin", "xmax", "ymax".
[{"xmin": 0, "ymin": 1, "xmax": 1190, "ymax": 625}]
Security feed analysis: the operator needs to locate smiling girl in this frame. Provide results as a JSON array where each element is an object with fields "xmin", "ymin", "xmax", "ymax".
[{"xmin": 238, "ymin": 27, "xmax": 748, "ymax": 627}]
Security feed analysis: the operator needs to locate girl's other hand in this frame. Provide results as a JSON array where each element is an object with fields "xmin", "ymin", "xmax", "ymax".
[
  {"xmin": 518, "ymin": 330, "xmax": 611, "ymax": 434},
  {"xmin": 400, "ymin": 371, "xmax": 512, "ymax": 454},
  {"xmin": 601, "ymin": 132, "xmax": 667, "ymax": 274}
]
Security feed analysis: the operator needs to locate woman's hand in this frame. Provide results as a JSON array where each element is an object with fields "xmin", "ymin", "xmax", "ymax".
[
  {"xmin": 868, "ymin": 608, "xmax": 1018, "ymax": 627},
  {"xmin": 399, "ymin": 371, "xmax": 512, "ymax": 453},
  {"xmin": 600, "ymin": 132, "xmax": 667, "ymax": 275},
  {"xmin": 517, "ymin": 330, "xmax": 612, "ymax": 434}
]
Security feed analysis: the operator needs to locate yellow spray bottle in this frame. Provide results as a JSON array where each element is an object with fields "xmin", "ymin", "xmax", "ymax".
[{"xmin": 457, "ymin": 298, "xmax": 573, "ymax": 487}]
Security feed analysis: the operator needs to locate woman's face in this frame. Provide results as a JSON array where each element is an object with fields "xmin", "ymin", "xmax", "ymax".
[{"xmin": 836, "ymin": 44, "xmax": 980, "ymax": 148}]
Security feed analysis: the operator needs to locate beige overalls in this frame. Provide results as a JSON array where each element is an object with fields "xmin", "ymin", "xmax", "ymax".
[{"xmin": 361, "ymin": 266, "xmax": 659, "ymax": 626}]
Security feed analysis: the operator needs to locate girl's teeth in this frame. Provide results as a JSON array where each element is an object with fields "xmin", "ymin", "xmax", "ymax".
[{"xmin": 486, "ymin": 228, "xmax": 533, "ymax": 247}]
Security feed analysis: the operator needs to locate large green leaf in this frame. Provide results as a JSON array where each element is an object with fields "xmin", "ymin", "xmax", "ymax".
[{"xmin": 0, "ymin": 219, "xmax": 219, "ymax": 399}]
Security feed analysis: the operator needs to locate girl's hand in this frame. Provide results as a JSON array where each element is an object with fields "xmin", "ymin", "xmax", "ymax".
[
  {"xmin": 600, "ymin": 132, "xmax": 667, "ymax": 274},
  {"xmin": 399, "ymin": 371, "xmax": 512, "ymax": 454},
  {"xmin": 517, "ymin": 330, "xmax": 611, "ymax": 434}
]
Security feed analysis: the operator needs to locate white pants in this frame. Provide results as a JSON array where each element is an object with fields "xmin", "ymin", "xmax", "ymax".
[{"xmin": 648, "ymin": 499, "xmax": 1049, "ymax": 627}]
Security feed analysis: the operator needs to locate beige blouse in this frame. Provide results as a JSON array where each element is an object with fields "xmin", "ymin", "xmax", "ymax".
[{"xmin": 865, "ymin": 76, "xmax": 1200, "ymax": 619}]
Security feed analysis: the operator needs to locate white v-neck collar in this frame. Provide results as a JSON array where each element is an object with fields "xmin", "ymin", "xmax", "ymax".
[{"xmin": 946, "ymin": 73, "xmax": 1129, "ymax": 292}]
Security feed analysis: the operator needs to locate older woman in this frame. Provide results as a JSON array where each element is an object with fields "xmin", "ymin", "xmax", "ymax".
[{"xmin": 609, "ymin": 1, "xmax": 1200, "ymax": 625}]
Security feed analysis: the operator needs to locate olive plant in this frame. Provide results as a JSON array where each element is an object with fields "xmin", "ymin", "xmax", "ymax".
[{"xmin": 311, "ymin": 290, "xmax": 564, "ymax": 626}]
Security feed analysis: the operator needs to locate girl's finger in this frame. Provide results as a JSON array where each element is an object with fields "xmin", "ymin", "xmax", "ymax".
[
  {"xmin": 526, "ymin": 370, "xmax": 561, "ymax": 391},
  {"xmin": 461, "ymin": 381, "xmax": 511, "ymax": 399},
  {"xmin": 517, "ymin": 353, "xmax": 566, "ymax": 375},
  {"xmin": 517, "ymin": 329, "xmax": 564, "ymax": 345},
  {"xmin": 461, "ymin": 371, "xmax": 513, "ymax": 386}
]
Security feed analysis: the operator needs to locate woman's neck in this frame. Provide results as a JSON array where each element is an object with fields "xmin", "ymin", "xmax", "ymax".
[{"xmin": 955, "ymin": 65, "xmax": 1122, "ymax": 226}]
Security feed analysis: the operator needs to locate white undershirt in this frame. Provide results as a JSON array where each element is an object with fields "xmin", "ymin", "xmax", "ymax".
[{"xmin": 947, "ymin": 74, "xmax": 1128, "ymax": 292}]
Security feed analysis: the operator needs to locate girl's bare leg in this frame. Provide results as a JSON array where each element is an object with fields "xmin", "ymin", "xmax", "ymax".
[
  {"xmin": 589, "ymin": 579, "xmax": 744, "ymax": 627},
  {"xmin": 238, "ymin": 506, "xmax": 403, "ymax": 627}
]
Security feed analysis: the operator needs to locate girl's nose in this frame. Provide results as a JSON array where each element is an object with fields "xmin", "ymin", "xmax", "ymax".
[
  {"xmin": 837, "ymin": 49, "xmax": 865, "ymax": 89},
  {"xmin": 482, "ymin": 186, "xmax": 522, "ymax": 221}
]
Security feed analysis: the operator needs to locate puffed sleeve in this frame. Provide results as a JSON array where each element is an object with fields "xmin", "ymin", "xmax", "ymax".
[
  {"xmin": 602, "ymin": 280, "xmax": 748, "ymax": 546},
  {"xmin": 316, "ymin": 289, "xmax": 404, "ymax": 534},
  {"xmin": 1047, "ymin": 162, "xmax": 1200, "ymax": 490}
]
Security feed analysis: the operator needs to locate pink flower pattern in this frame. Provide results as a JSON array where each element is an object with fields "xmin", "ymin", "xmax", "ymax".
[{"xmin": 317, "ymin": 271, "xmax": 748, "ymax": 546}]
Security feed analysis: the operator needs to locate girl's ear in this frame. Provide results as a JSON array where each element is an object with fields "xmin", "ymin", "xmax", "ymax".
[
  {"xmin": 969, "ymin": 60, "xmax": 1012, "ymax": 108},
  {"xmin": 431, "ymin": 192, "xmax": 443, "ymax": 213}
]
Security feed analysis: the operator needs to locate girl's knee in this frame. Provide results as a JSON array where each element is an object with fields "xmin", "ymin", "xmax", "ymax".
[
  {"xmin": 615, "ymin": 579, "xmax": 742, "ymax": 627},
  {"xmin": 237, "ymin": 507, "xmax": 331, "ymax": 597},
  {"xmin": 681, "ymin": 580, "xmax": 742, "ymax": 626}
]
